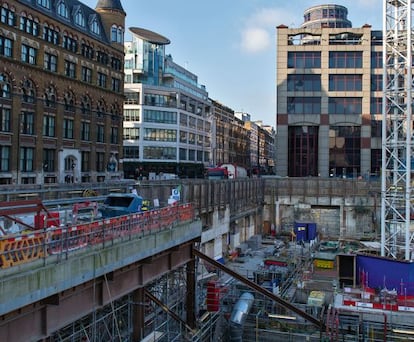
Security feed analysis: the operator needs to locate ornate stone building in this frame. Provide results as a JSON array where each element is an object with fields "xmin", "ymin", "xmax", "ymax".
[{"xmin": 0, "ymin": 0, "xmax": 125, "ymax": 184}]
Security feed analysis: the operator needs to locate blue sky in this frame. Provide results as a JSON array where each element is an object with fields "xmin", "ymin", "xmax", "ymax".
[{"xmin": 83, "ymin": 0, "xmax": 382, "ymax": 126}]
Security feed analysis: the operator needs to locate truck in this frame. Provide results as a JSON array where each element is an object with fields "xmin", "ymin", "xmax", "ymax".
[{"xmin": 219, "ymin": 164, "xmax": 248, "ymax": 179}]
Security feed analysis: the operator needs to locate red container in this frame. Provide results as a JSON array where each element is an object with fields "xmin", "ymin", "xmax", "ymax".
[{"xmin": 206, "ymin": 281, "xmax": 220, "ymax": 312}]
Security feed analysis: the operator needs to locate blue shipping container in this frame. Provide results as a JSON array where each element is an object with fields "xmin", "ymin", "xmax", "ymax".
[
  {"xmin": 307, "ymin": 222, "xmax": 317, "ymax": 241},
  {"xmin": 294, "ymin": 221, "xmax": 307, "ymax": 242}
]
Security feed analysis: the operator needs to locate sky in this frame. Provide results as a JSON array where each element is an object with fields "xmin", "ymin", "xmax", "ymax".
[{"xmin": 83, "ymin": 0, "xmax": 382, "ymax": 126}]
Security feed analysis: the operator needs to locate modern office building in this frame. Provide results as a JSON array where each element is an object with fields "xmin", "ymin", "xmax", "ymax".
[
  {"xmin": 0, "ymin": 0, "xmax": 125, "ymax": 185},
  {"xmin": 123, "ymin": 27, "xmax": 212, "ymax": 179},
  {"xmin": 276, "ymin": 4, "xmax": 382, "ymax": 178}
]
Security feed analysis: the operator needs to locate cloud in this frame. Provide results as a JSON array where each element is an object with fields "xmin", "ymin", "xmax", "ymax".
[
  {"xmin": 240, "ymin": 7, "xmax": 297, "ymax": 54},
  {"xmin": 241, "ymin": 27, "xmax": 270, "ymax": 53}
]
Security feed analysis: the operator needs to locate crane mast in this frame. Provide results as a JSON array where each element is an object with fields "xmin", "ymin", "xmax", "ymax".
[{"xmin": 381, "ymin": 0, "xmax": 414, "ymax": 260}]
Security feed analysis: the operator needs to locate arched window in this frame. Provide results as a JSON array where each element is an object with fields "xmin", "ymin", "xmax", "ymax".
[
  {"xmin": 64, "ymin": 91, "xmax": 75, "ymax": 112},
  {"xmin": 111, "ymin": 25, "xmax": 117, "ymax": 42},
  {"xmin": 44, "ymin": 84, "xmax": 57, "ymax": 108},
  {"xmin": 74, "ymin": 9, "xmax": 85, "ymax": 27},
  {"xmin": 96, "ymin": 99, "xmax": 106, "ymax": 118},
  {"xmin": 57, "ymin": 1, "xmax": 68, "ymax": 18},
  {"xmin": 81, "ymin": 95, "xmax": 91, "ymax": 114},
  {"xmin": 117, "ymin": 27, "xmax": 124, "ymax": 43},
  {"xmin": 21, "ymin": 78, "xmax": 36, "ymax": 103},
  {"xmin": 0, "ymin": 73, "xmax": 11, "ymax": 99},
  {"xmin": 90, "ymin": 18, "xmax": 100, "ymax": 35}
]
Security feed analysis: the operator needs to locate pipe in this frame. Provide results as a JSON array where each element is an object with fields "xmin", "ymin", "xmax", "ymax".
[{"xmin": 229, "ymin": 292, "xmax": 254, "ymax": 342}]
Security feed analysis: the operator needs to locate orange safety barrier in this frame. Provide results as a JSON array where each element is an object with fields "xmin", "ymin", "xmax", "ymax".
[
  {"xmin": 179, "ymin": 203, "xmax": 193, "ymax": 222},
  {"xmin": 0, "ymin": 203, "xmax": 195, "ymax": 268},
  {"xmin": 48, "ymin": 224, "xmax": 89, "ymax": 254},
  {"xmin": 111, "ymin": 215, "xmax": 130, "ymax": 238},
  {"xmin": 129, "ymin": 213, "xmax": 144, "ymax": 235},
  {"xmin": 0, "ymin": 232, "xmax": 46, "ymax": 268},
  {"xmin": 88, "ymin": 219, "xmax": 112, "ymax": 244}
]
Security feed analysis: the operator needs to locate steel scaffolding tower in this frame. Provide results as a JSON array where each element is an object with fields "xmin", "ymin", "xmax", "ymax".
[{"xmin": 381, "ymin": 0, "xmax": 414, "ymax": 259}]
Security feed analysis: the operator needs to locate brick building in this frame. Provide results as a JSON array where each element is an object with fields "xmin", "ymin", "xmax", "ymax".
[{"xmin": 0, "ymin": 0, "xmax": 125, "ymax": 185}]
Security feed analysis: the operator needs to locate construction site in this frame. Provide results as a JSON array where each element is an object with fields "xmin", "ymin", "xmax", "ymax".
[{"xmin": 2, "ymin": 1, "xmax": 414, "ymax": 341}]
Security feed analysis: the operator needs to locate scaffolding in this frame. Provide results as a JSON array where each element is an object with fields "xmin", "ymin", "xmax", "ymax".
[{"xmin": 381, "ymin": 0, "xmax": 414, "ymax": 260}]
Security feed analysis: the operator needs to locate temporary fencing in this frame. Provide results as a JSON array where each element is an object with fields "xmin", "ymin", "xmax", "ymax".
[
  {"xmin": 0, "ymin": 231, "xmax": 46, "ymax": 268},
  {"xmin": 0, "ymin": 203, "xmax": 194, "ymax": 269}
]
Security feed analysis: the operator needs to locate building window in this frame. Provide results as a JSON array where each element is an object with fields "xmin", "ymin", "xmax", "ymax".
[
  {"xmin": 0, "ymin": 107, "xmax": 10, "ymax": 132},
  {"xmin": 63, "ymin": 35, "xmax": 77, "ymax": 53},
  {"xmin": 0, "ymin": 146, "xmax": 10, "ymax": 171},
  {"xmin": 20, "ymin": 16, "xmax": 39, "ymax": 36},
  {"xmin": 97, "ymin": 125, "xmax": 105, "ymax": 142},
  {"xmin": 111, "ymin": 57, "xmax": 122, "ymax": 71},
  {"xmin": 21, "ymin": 79, "xmax": 35, "ymax": 103},
  {"xmin": 371, "ymin": 119, "xmax": 382, "ymax": 138},
  {"xmin": 44, "ymin": 52, "xmax": 57, "ymax": 72},
  {"xmin": 144, "ymin": 128, "xmax": 176, "ymax": 142},
  {"xmin": 329, "ymin": 126, "xmax": 361, "ymax": 178},
  {"xmin": 96, "ymin": 152, "xmax": 105, "ymax": 171},
  {"xmin": 111, "ymin": 77, "xmax": 120, "ymax": 92},
  {"xmin": 0, "ymin": 35, "xmax": 12, "ymax": 57},
  {"xmin": 96, "ymin": 100, "xmax": 106, "ymax": 118},
  {"xmin": 81, "ymin": 66, "xmax": 92, "ymax": 83},
  {"xmin": 371, "ymin": 74, "xmax": 382, "ymax": 92},
  {"xmin": 179, "ymin": 148, "xmax": 186, "ymax": 160},
  {"xmin": 74, "ymin": 10, "xmax": 85, "ymax": 27},
  {"xmin": 287, "ymin": 97, "xmax": 321, "ymax": 114},
  {"xmin": 81, "ymin": 43, "xmax": 94, "ymax": 59},
  {"xmin": 111, "ymin": 25, "xmax": 124, "ymax": 43},
  {"xmin": 328, "ymin": 97, "xmax": 362, "ymax": 115},
  {"xmin": 123, "ymin": 146, "xmax": 139, "ymax": 159},
  {"xmin": 287, "ymin": 52, "xmax": 321, "ymax": 68},
  {"xmin": 123, "ymin": 127, "xmax": 139, "ymax": 140},
  {"xmin": 63, "ymin": 92, "xmax": 75, "ymax": 112},
  {"xmin": 81, "ymin": 121, "xmax": 90, "ymax": 141},
  {"xmin": 371, "ymin": 149, "xmax": 381, "ymax": 175},
  {"xmin": 63, "ymin": 118, "xmax": 74, "ymax": 139},
  {"xmin": 20, "ymin": 147, "xmax": 34, "ymax": 172},
  {"xmin": 97, "ymin": 72, "xmax": 107, "ymax": 88},
  {"xmin": 57, "ymin": 1, "xmax": 68, "ymax": 18},
  {"xmin": 111, "ymin": 25, "xmax": 117, "ymax": 42},
  {"xmin": 110, "ymin": 126, "xmax": 118, "ymax": 144},
  {"xmin": 80, "ymin": 96, "xmax": 91, "ymax": 115},
  {"xmin": 143, "ymin": 146, "xmax": 176, "ymax": 160},
  {"xmin": 329, "ymin": 51, "xmax": 363, "ymax": 68},
  {"xmin": 371, "ymin": 51, "xmax": 382, "ymax": 69},
  {"xmin": 64, "ymin": 60, "xmax": 76, "ymax": 78},
  {"xmin": 43, "ymin": 115, "xmax": 55, "ymax": 137},
  {"xmin": 37, "ymin": 0, "xmax": 51, "ymax": 9},
  {"xmin": 43, "ymin": 26, "xmax": 59, "ymax": 45},
  {"xmin": 1, "ymin": 6, "xmax": 16, "ymax": 27},
  {"xmin": 90, "ymin": 18, "xmax": 100, "ymax": 35},
  {"xmin": 0, "ymin": 73, "xmax": 11, "ymax": 99},
  {"xmin": 370, "ymin": 97, "xmax": 382, "ymax": 115},
  {"xmin": 124, "ymin": 109, "xmax": 140, "ymax": 121},
  {"xmin": 329, "ymin": 74, "xmax": 362, "ymax": 91},
  {"xmin": 44, "ymin": 85, "xmax": 57, "ymax": 108},
  {"xmin": 96, "ymin": 51, "xmax": 108, "ymax": 65},
  {"xmin": 21, "ymin": 44, "xmax": 37, "ymax": 65},
  {"xmin": 287, "ymin": 74, "xmax": 321, "ymax": 92},
  {"xmin": 143, "ymin": 110, "xmax": 177, "ymax": 124},
  {"xmin": 43, "ymin": 149, "xmax": 55, "ymax": 172},
  {"xmin": 81, "ymin": 151, "xmax": 90, "ymax": 172},
  {"xmin": 20, "ymin": 111, "xmax": 34, "ymax": 135}
]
